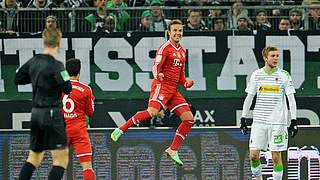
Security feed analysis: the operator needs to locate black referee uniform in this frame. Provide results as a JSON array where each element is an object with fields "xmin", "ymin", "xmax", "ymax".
[{"xmin": 15, "ymin": 54, "xmax": 72, "ymax": 152}]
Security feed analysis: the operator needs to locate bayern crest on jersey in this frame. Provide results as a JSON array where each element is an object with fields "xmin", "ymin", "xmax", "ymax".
[{"xmin": 177, "ymin": 52, "xmax": 181, "ymax": 58}]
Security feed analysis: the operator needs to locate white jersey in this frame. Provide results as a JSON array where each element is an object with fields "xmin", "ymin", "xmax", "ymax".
[{"xmin": 245, "ymin": 67, "xmax": 295, "ymax": 125}]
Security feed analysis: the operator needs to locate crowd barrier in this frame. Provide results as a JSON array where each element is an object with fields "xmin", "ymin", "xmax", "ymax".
[{"xmin": 0, "ymin": 5, "xmax": 319, "ymax": 32}]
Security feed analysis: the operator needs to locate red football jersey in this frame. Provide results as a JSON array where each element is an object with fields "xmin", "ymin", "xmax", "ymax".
[
  {"xmin": 152, "ymin": 40, "xmax": 187, "ymax": 88},
  {"xmin": 62, "ymin": 80, "xmax": 94, "ymax": 133}
]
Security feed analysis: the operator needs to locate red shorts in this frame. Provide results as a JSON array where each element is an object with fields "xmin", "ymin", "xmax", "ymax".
[
  {"xmin": 148, "ymin": 82, "xmax": 189, "ymax": 114},
  {"xmin": 67, "ymin": 128, "xmax": 92, "ymax": 163}
]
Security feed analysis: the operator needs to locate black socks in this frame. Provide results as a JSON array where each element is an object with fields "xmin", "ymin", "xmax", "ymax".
[
  {"xmin": 48, "ymin": 166, "xmax": 65, "ymax": 180},
  {"xmin": 19, "ymin": 162, "xmax": 36, "ymax": 180}
]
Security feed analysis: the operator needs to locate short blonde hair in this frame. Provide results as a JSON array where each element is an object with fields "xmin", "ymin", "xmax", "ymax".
[
  {"xmin": 42, "ymin": 28, "xmax": 62, "ymax": 48},
  {"xmin": 168, "ymin": 19, "xmax": 183, "ymax": 31},
  {"xmin": 262, "ymin": 46, "xmax": 278, "ymax": 58}
]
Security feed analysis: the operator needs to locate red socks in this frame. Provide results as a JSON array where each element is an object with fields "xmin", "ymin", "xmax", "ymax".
[
  {"xmin": 120, "ymin": 110, "xmax": 152, "ymax": 132},
  {"xmin": 170, "ymin": 120, "xmax": 194, "ymax": 150},
  {"xmin": 82, "ymin": 168, "xmax": 96, "ymax": 180}
]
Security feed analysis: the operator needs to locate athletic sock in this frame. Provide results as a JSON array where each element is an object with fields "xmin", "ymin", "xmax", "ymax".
[
  {"xmin": 48, "ymin": 166, "xmax": 65, "ymax": 180},
  {"xmin": 273, "ymin": 164, "xmax": 283, "ymax": 180},
  {"xmin": 83, "ymin": 168, "xmax": 96, "ymax": 180},
  {"xmin": 19, "ymin": 161, "xmax": 36, "ymax": 180},
  {"xmin": 170, "ymin": 120, "xmax": 193, "ymax": 150},
  {"xmin": 250, "ymin": 160, "xmax": 262, "ymax": 180},
  {"xmin": 120, "ymin": 110, "xmax": 151, "ymax": 132}
]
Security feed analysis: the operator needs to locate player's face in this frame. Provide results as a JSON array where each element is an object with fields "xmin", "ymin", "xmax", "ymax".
[
  {"xmin": 168, "ymin": 24, "xmax": 183, "ymax": 44},
  {"xmin": 264, "ymin": 50, "xmax": 279, "ymax": 68}
]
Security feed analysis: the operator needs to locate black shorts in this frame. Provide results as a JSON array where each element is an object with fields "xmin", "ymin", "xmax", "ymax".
[{"xmin": 30, "ymin": 107, "xmax": 67, "ymax": 152}]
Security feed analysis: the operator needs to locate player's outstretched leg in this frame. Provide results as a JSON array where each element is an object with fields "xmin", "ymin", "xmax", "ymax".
[
  {"xmin": 110, "ymin": 110, "xmax": 152, "ymax": 142},
  {"xmin": 165, "ymin": 119, "xmax": 193, "ymax": 166}
]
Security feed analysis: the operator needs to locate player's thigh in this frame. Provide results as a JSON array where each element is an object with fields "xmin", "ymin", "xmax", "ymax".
[
  {"xmin": 269, "ymin": 125, "xmax": 288, "ymax": 152},
  {"xmin": 249, "ymin": 122, "xmax": 269, "ymax": 151},
  {"xmin": 167, "ymin": 93, "xmax": 191, "ymax": 119},
  {"xmin": 72, "ymin": 131, "xmax": 93, "ymax": 163},
  {"xmin": 149, "ymin": 85, "xmax": 174, "ymax": 110}
]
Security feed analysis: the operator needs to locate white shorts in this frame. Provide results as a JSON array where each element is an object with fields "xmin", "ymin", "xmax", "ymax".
[{"xmin": 249, "ymin": 122, "xmax": 288, "ymax": 152}]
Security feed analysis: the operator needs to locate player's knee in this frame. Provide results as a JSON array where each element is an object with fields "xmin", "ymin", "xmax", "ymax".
[
  {"xmin": 53, "ymin": 157, "xmax": 69, "ymax": 169},
  {"xmin": 52, "ymin": 148, "xmax": 69, "ymax": 168},
  {"xmin": 27, "ymin": 151, "xmax": 44, "ymax": 168},
  {"xmin": 180, "ymin": 111, "xmax": 194, "ymax": 121},
  {"xmin": 80, "ymin": 161, "xmax": 93, "ymax": 170},
  {"xmin": 250, "ymin": 153, "xmax": 260, "ymax": 162},
  {"xmin": 147, "ymin": 108, "xmax": 159, "ymax": 117},
  {"xmin": 26, "ymin": 157, "xmax": 41, "ymax": 168}
]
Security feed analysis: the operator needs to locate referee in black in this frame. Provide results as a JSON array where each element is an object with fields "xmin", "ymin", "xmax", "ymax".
[{"xmin": 15, "ymin": 27, "xmax": 72, "ymax": 180}]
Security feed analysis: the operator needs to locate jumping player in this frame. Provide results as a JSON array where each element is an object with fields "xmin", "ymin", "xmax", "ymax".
[{"xmin": 111, "ymin": 19, "xmax": 195, "ymax": 166}]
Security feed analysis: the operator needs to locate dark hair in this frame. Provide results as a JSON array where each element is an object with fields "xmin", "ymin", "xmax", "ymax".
[{"xmin": 66, "ymin": 58, "xmax": 81, "ymax": 76}]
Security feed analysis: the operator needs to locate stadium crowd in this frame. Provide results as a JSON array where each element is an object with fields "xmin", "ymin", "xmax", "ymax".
[{"xmin": 0, "ymin": 0, "xmax": 319, "ymax": 33}]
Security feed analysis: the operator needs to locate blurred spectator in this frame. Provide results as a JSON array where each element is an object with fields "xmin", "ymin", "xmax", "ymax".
[
  {"xmin": 208, "ymin": 1, "xmax": 223, "ymax": 18},
  {"xmin": 207, "ymin": 1, "xmax": 227, "ymax": 29},
  {"xmin": 85, "ymin": 6, "xmax": 107, "ymax": 32},
  {"xmin": 278, "ymin": 18, "xmax": 290, "ymax": 30},
  {"xmin": 211, "ymin": 16, "xmax": 225, "ymax": 31},
  {"xmin": 94, "ymin": 0, "xmax": 106, "ymax": 7},
  {"xmin": 60, "ymin": 0, "xmax": 89, "ymax": 32},
  {"xmin": 150, "ymin": 0, "xmax": 169, "ymax": 31},
  {"xmin": 186, "ymin": 0, "xmax": 211, "ymax": 6},
  {"xmin": 163, "ymin": 0, "xmax": 185, "ymax": 18},
  {"xmin": 237, "ymin": 13, "xmax": 251, "ymax": 31},
  {"xmin": 97, "ymin": 15, "xmax": 116, "ymax": 32},
  {"xmin": 165, "ymin": 0, "xmax": 184, "ymax": 6},
  {"xmin": 45, "ymin": 15, "xmax": 58, "ymax": 29},
  {"xmin": 185, "ymin": 9, "xmax": 208, "ymax": 31},
  {"xmin": 0, "ymin": 0, "xmax": 21, "ymax": 32},
  {"xmin": 269, "ymin": 8, "xmax": 282, "ymax": 30},
  {"xmin": 21, "ymin": 0, "xmax": 61, "ymax": 32},
  {"xmin": 272, "ymin": 8, "xmax": 282, "ymax": 17},
  {"xmin": 289, "ymin": 8, "xmax": 304, "ymax": 30},
  {"xmin": 308, "ymin": 0, "xmax": 320, "ymax": 30},
  {"xmin": 27, "ymin": 0, "xmax": 58, "ymax": 8},
  {"xmin": 106, "ymin": 0, "xmax": 130, "ymax": 31},
  {"xmin": 228, "ymin": 2, "xmax": 249, "ymax": 29},
  {"xmin": 127, "ymin": 0, "xmax": 146, "ymax": 6},
  {"xmin": 137, "ymin": 10, "xmax": 152, "ymax": 31},
  {"xmin": 198, "ymin": 0, "xmax": 211, "ymax": 6},
  {"xmin": 253, "ymin": 9, "xmax": 271, "ymax": 31},
  {"xmin": 60, "ymin": 0, "xmax": 88, "ymax": 7}
]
